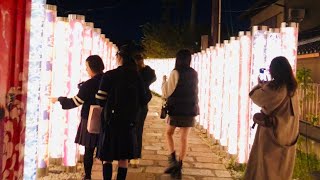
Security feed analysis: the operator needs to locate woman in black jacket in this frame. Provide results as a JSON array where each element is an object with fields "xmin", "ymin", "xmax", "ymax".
[
  {"xmin": 51, "ymin": 55, "xmax": 105, "ymax": 180},
  {"xmin": 161, "ymin": 49, "xmax": 199, "ymax": 179},
  {"xmin": 95, "ymin": 44, "xmax": 147, "ymax": 180},
  {"xmin": 130, "ymin": 52, "xmax": 156, "ymax": 167}
]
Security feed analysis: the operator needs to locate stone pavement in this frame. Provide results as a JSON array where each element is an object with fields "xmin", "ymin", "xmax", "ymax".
[{"xmin": 91, "ymin": 96, "xmax": 234, "ymax": 180}]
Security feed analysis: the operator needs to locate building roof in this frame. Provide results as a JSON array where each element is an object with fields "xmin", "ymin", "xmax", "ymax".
[
  {"xmin": 298, "ymin": 39, "xmax": 320, "ymax": 55},
  {"xmin": 298, "ymin": 26, "xmax": 320, "ymax": 55}
]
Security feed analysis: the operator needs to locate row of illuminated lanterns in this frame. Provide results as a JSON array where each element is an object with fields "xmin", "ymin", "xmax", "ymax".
[
  {"xmin": 145, "ymin": 22, "xmax": 299, "ymax": 163},
  {"xmin": 25, "ymin": 4, "xmax": 118, "ymax": 177}
]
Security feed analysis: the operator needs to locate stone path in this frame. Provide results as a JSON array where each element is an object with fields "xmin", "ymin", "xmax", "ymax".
[{"xmin": 91, "ymin": 96, "xmax": 234, "ymax": 180}]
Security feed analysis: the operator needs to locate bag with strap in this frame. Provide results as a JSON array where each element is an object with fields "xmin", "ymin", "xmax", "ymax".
[
  {"xmin": 160, "ymin": 99, "xmax": 168, "ymax": 119},
  {"xmin": 252, "ymin": 96, "xmax": 289, "ymax": 129},
  {"xmin": 87, "ymin": 105, "xmax": 103, "ymax": 134}
]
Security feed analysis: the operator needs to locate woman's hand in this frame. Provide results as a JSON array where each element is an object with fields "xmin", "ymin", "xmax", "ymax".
[
  {"xmin": 49, "ymin": 97, "xmax": 58, "ymax": 103},
  {"xmin": 257, "ymin": 76, "xmax": 268, "ymax": 87}
]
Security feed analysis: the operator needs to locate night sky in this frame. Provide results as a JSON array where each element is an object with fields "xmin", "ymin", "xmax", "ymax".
[{"xmin": 47, "ymin": 0, "xmax": 256, "ymax": 46}]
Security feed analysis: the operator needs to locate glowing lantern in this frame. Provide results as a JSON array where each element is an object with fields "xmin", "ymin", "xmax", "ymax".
[{"xmin": 64, "ymin": 14, "xmax": 85, "ymax": 167}]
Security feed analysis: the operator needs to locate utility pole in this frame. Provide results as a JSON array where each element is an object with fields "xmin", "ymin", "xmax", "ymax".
[{"xmin": 211, "ymin": 0, "xmax": 220, "ymax": 46}]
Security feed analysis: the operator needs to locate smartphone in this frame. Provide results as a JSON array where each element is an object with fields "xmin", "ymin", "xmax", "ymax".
[{"xmin": 259, "ymin": 68, "xmax": 268, "ymax": 82}]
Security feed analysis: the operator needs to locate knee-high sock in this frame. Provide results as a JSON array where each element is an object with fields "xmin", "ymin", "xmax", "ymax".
[
  {"xmin": 84, "ymin": 147, "xmax": 95, "ymax": 178},
  {"xmin": 103, "ymin": 163, "xmax": 113, "ymax": 180},
  {"xmin": 116, "ymin": 167, "xmax": 127, "ymax": 180}
]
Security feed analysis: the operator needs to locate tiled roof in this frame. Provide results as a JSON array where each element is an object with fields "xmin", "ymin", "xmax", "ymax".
[
  {"xmin": 298, "ymin": 27, "xmax": 320, "ymax": 55},
  {"xmin": 298, "ymin": 38, "xmax": 320, "ymax": 55}
]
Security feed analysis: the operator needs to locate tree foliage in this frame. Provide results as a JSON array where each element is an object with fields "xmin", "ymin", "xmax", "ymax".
[
  {"xmin": 141, "ymin": 0, "xmax": 208, "ymax": 58},
  {"xmin": 141, "ymin": 23, "xmax": 209, "ymax": 58}
]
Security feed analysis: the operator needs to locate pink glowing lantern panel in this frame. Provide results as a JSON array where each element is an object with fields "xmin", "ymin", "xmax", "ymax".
[
  {"xmin": 64, "ymin": 14, "xmax": 85, "ymax": 166},
  {"xmin": 49, "ymin": 17, "xmax": 69, "ymax": 159},
  {"xmin": 281, "ymin": 22, "xmax": 299, "ymax": 73},
  {"xmin": 237, "ymin": 32, "xmax": 251, "ymax": 163},
  {"xmin": 92, "ymin": 28, "xmax": 101, "ymax": 56},
  {"xmin": 227, "ymin": 37, "xmax": 240, "ymax": 155},
  {"xmin": 38, "ymin": 5, "xmax": 56, "ymax": 169}
]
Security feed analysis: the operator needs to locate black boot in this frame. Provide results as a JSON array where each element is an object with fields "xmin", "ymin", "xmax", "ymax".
[
  {"xmin": 103, "ymin": 163, "xmax": 113, "ymax": 180},
  {"xmin": 171, "ymin": 160, "xmax": 182, "ymax": 179},
  {"xmin": 164, "ymin": 151, "xmax": 178, "ymax": 174},
  {"xmin": 116, "ymin": 167, "xmax": 127, "ymax": 180}
]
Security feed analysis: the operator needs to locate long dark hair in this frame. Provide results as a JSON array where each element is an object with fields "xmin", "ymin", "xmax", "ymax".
[
  {"xmin": 86, "ymin": 55, "xmax": 104, "ymax": 74},
  {"xmin": 175, "ymin": 49, "xmax": 192, "ymax": 70},
  {"xmin": 268, "ymin": 56, "xmax": 297, "ymax": 96},
  {"xmin": 118, "ymin": 44, "xmax": 137, "ymax": 67}
]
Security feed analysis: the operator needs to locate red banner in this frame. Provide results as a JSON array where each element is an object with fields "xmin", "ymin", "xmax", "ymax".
[{"xmin": 0, "ymin": 0, "xmax": 31, "ymax": 179}]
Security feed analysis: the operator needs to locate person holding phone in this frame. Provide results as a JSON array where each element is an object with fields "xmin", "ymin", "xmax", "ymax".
[{"xmin": 245, "ymin": 56, "xmax": 299, "ymax": 180}]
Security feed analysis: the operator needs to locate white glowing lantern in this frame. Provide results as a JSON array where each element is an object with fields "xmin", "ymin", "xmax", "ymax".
[
  {"xmin": 81, "ymin": 22, "xmax": 94, "ymax": 82},
  {"xmin": 24, "ymin": 0, "xmax": 46, "ymax": 179},
  {"xmin": 204, "ymin": 49, "xmax": 211, "ymax": 131},
  {"xmin": 213, "ymin": 44, "xmax": 224, "ymax": 140},
  {"xmin": 103, "ymin": 38, "xmax": 109, "ymax": 69},
  {"xmin": 281, "ymin": 22, "xmax": 299, "ymax": 73},
  {"xmin": 208, "ymin": 47, "xmax": 216, "ymax": 135},
  {"xmin": 110, "ymin": 43, "xmax": 118, "ymax": 70},
  {"xmin": 38, "ymin": 4, "xmax": 56, "ymax": 170},
  {"xmin": 227, "ymin": 37, "xmax": 240, "ymax": 155},
  {"xmin": 220, "ymin": 40, "xmax": 231, "ymax": 147},
  {"xmin": 49, "ymin": 16, "xmax": 69, "ymax": 160},
  {"xmin": 99, "ymin": 34, "xmax": 105, "ymax": 59},
  {"xmin": 199, "ymin": 51, "xmax": 207, "ymax": 127},
  {"xmin": 92, "ymin": 28, "xmax": 101, "ymax": 56},
  {"xmin": 64, "ymin": 14, "xmax": 85, "ymax": 166},
  {"xmin": 237, "ymin": 31, "xmax": 251, "ymax": 163},
  {"xmin": 266, "ymin": 28, "xmax": 282, "ymax": 66},
  {"xmin": 249, "ymin": 26, "xmax": 268, "ymax": 149}
]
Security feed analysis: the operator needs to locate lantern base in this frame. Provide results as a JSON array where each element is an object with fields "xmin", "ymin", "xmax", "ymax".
[
  {"xmin": 37, "ymin": 167, "xmax": 49, "ymax": 178},
  {"xmin": 64, "ymin": 166, "xmax": 77, "ymax": 173},
  {"xmin": 49, "ymin": 157, "xmax": 62, "ymax": 165}
]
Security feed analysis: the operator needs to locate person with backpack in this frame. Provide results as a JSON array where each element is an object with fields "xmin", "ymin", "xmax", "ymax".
[
  {"xmin": 95, "ymin": 44, "xmax": 146, "ymax": 180},
  {"xmin": 130, "ymin": 48, "xmax": 157, "ymax": 168},
  {"xmin": 50, "ymin": 55, "xmax": 105, "ymax": 180},
  {"xmin": 161, "ymin": 49, "xmax": 199, "ymax": 179}
]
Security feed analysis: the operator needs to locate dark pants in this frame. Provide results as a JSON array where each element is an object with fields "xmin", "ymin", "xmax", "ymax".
[
  {"xmin": 84, "ymin": 146, "xmax": 95, "ymax": 178},
  {"xmin": 136, "ymin": 105, "xmax": 148, "ymax": 158}
]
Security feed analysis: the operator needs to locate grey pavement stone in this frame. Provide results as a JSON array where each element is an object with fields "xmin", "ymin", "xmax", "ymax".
[
  {"xmin": 128, "ymin": 167, "xmax": 144, "ymax": 173},
  {"xmin": 202, "ymin": 177, "xmax": 233, "ymax": 180},
  {"xmin": 188, "ymin": 152, "xmax": 221, "ymax": 158},
  {"xmin": 156, "ymin": 150, "xmax": 169, "ymax": 155},
  {"xmin": 139, "ymin": 159, "xmax": 155, "ymax": 166},
  {"xmin": 145, "ymin": 166, "xmax": 166, "ymax": 174},
  {"xmin": 182, "ymin": 156, "xmax": 195, "ymax": 162},
  {"xmin": 190, "ymin": 147, "xmax": 214, "ymax": 153},
  {"xmin": 193, "ymin": 163, "xmax": 226, "ymax": 170},
  {"xmin": 214, "ymin": 170, "xmax": 232, "ymax": 178},
  {"xmin": 183, "ymin": 168, "xmax": 215, "ymax": 177},
  {"xmin": 142, "ymin": 150, "xmax": 156, "ymax": 155},
  {"xmin": 144, "ymin": 146, "xmax": 162, "ymax": 151},
  {"xmin": 195, "ymin": 156, "xmax": 221, "ymax": 163},
  {"xmin": 142, "ymin": 154, "xmax": 168, "ymax": 161}
]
